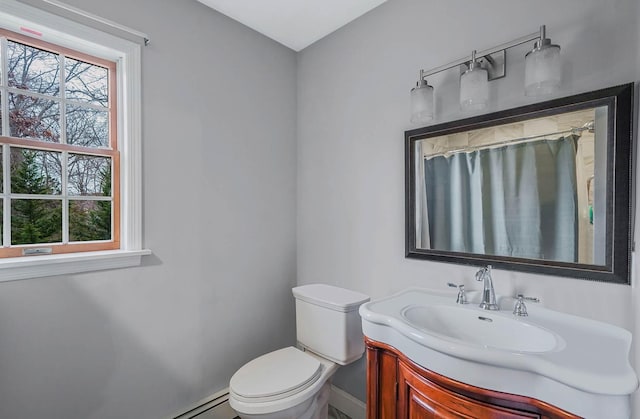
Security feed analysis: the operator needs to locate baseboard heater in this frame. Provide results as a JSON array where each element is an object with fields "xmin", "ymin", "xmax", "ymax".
[{"xmin": 172, "ymin": 389, "xmax": 238, "ymax": 419}]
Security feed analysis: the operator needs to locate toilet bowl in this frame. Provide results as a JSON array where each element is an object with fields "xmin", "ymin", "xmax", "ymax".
[
  {"xmin": 229, "ymin": 284, "xmax": 369, "ymax": 419},
  {"xmin": 230, "ymin": 347, "xmax": 337, "ymax": 419}
]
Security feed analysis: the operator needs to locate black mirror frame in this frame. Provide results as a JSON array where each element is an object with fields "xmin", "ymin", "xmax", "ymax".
[{"xmin": 405, "ymin": 83, "xmax": 634, "ymax": 284}]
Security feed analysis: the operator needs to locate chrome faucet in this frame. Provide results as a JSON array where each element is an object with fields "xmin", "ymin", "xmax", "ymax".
[{"xmin": 475, "ymin": 265, "xmax": 499, "ymax": 310}]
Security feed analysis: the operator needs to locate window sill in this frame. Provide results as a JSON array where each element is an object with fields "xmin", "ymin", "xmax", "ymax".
[{"xmin": 0, "ymin": 249, "xmax": 152, "ymax": 282}]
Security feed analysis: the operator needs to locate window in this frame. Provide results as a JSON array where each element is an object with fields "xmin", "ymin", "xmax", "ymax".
[
  {"xmin": 0, "ymin": 28, "xmax": 119, "ymax": 257},
  {"xmin": 0, "ymin": 1, "xmax": 147, "ymax": 281}
]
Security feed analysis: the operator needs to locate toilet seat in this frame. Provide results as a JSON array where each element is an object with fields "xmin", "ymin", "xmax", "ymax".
[
  {"xmin": 229, "ymin": 347, "xmax": 339, "ymax": 416},
  {"xmin": 230, "ymin": 346, "xmax": 322, "ymax": 402}
]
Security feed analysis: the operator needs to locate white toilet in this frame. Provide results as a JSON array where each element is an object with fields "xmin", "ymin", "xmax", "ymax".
[{"xmin": 229, "ymin": 284, "xmax": 370, "ymax": 419}]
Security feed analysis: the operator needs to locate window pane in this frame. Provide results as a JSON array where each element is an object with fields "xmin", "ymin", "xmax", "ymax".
[
  {"xmin": 9, "ymin": 93, "xmax": 61, "ymax": 142},
  {"xmin": 68, "ymin": 154, "xmax": 111, "ymax": 196},
  {"xmin": 66, "ymin": 105, "xmax": 109, "ymax": 147},
  {"xmin": 69, "ymin": 200, "xmax": 111, "ymax": 241},
  {"xmin": 7, "ymin": 40, "xmax": 60, "ymax": 96},
  {"xmin": 65, "ymin": 58, "xmax": 108, "ymax": 107},
  {"xmin": 11, "ymin": 148, "xmax": 62, "ymax": 195},
  {"xmin": 11, "ymin": 199, "xmax": 62, "ymax": 245}
]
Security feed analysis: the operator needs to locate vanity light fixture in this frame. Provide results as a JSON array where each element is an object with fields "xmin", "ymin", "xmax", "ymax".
[{"xmin": 411, "ymin": 25, "xmax": 560, "ymax": 124}]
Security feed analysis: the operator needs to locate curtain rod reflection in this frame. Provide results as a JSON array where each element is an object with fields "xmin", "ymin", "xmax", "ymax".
[{"xmin": 425, "ymin": 120, "xmax": 594, "ymax": 159}]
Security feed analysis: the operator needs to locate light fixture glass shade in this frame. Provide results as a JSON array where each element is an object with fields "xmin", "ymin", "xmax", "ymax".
[
  {"xmin": 525, "ymin": 43, "xmax": 561, "ymax": 96},
  {"xmin": 410, "ymin": 81, "xmax": 434, "ymax": 124},
  {"xmin": 460, "ymin": 66, "xmax": 489, "ymax": 111}
]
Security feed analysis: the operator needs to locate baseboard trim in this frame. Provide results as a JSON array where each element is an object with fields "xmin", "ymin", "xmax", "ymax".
[
  {"xmin": 329, "ymin": 385, "xmax": 366, "ymax": 419},
  {"xmin": 171, "ymin": 388, "xmax": 230, "ymax": 419}
]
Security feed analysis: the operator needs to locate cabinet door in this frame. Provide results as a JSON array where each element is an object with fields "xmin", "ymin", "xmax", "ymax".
[
  {"xmin": 398, "ymin": 361, "xmax": 540, "ymax": 419},
  {"xmin": 366, "ymin": 346, "xmax": 398, "ymax": 419}
]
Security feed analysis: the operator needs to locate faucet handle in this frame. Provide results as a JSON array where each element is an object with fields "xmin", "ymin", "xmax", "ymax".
[
  {"xmin": 521, "ymin": 295, "xmax": 540, "ymax": 303},
  {"xmin": 512, "ymin": 294, "xmax": 539, "ymax": 316},
  {"xmin": 513, "ymin": 294, "xmax": 528, "ymax": 316},
  {"xmin": 447, "ymin": 283, "xmax": 468, "ymax": 304}
]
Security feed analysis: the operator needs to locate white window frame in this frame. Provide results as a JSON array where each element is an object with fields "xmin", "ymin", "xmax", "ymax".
[{"xmin": 0, "ymin": 0, "xmax": 149, "ymax": 281}]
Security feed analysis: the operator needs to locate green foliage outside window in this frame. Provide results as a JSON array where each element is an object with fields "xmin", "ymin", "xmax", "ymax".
[{"xmin": 11, "ymin": 150, "xmax": 62, "ymax": 244}]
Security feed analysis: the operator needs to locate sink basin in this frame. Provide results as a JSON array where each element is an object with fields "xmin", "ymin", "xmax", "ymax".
[
  {"xmin": 359, "ymin": 287, "xmax": 638, "ymax": 418},
  {"xmin": 401, "ymin": 304, "xmax": 558, "ymax": 353}
]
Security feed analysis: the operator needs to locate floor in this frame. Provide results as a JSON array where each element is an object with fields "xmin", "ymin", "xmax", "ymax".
[
  {"xmin": 328, "ymin": 405, "xmax": 352, "ymax": 419},
  {"xmin": 190, "ymin": 402, "xmax": 351, "ymax": 419}
]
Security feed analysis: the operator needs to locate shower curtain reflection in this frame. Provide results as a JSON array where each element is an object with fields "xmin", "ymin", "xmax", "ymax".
[{"xmin": 423, "ymin": 136, "xmax": 579, "ymax": 263}]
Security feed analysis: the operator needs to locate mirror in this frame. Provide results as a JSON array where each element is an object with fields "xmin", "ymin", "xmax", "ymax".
[{"xmin": 405, "ymin": 84, "xmax": 634, "ymax": 284}]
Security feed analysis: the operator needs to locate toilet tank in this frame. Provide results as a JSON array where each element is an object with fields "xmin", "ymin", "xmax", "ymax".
[{"xmin": 292, "ymin": 284, "xmax": 370, "ymax": 365}]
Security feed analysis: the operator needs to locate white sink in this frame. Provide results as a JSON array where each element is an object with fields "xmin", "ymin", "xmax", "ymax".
[
  {"xmin": 360, "ymin": 288, "xmax": 638, "ymax": 418},
  {"xmin": 401, "ymin": 304, "xmax": 559, "ymax": 353}
]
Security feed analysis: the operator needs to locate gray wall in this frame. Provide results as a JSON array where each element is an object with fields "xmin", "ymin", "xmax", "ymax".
[
  {"xmin": 0, "ymin": 1, "xmax": 297, "ymax": 418},
  {"xmin": 297, "ymin": 0, "xmax": 640, "ymax": 404},
  {"xmin": 0, "ymin": 0, "xmax": 638, "ymax": 417}
]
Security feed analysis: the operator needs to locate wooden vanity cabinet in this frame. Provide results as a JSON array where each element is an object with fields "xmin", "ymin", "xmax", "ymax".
[{"xmin": 365, "ymin": 337, "xmax": 582, "ymax": 419}]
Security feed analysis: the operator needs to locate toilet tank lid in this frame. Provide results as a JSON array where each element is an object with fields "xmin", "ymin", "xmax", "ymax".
[{"xmin": 292, "ymin": 284, "xmax": 370, "ymax": 312}]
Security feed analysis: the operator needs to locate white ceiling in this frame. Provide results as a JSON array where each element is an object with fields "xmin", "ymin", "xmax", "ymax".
[{"xmin": 196, "ymin": 0, "xmax": 388, "ymax": 51}]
